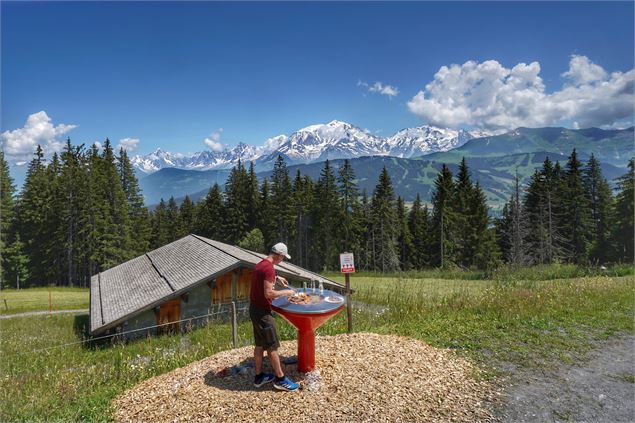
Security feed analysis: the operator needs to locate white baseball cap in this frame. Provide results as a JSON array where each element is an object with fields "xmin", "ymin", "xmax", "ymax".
[{"xmin": 271, "ymin": 242, "xmax": 291, "ymax": 259}]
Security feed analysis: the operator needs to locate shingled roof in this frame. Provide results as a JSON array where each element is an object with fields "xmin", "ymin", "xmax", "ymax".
[{"xmin": 90, "ymin": 234, "xmax": 341, "ymax": 335}]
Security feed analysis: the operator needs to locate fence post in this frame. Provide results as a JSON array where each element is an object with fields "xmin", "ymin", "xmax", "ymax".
[
  {"xmin": 231, "ymin": 301, "xmax": 238, "ymax": 348},
  {"xmin": 345, "ymin": 273, "xmax": 353, "ymax": 333}
]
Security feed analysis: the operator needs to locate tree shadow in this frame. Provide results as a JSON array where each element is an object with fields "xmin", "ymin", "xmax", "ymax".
[{"xmin": 203, "ymin": 355, "xmax": 298, "ymax": 392}]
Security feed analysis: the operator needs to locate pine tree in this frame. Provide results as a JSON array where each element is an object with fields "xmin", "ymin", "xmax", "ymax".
[
  {"xmin": 612, "ymin": 159, "xmax": 634, "ymax": 263},
  {"xmin": 430, "ymin": 164, "xmax": 456, "ymax": 268},
  {"xmin": 118, "ymin": 148, "xmax": 151, "ymax": 257},
  {"xmin": 195, "ymin": 183, "xmax": 224, "ymax": 240},
  {"xmin": 408, "ymin": 194, "xmax": 430, "ymax": 269},
  {"xmin": 561, "ymin": 149, "xmax": 592, "ymax": 263},
  {"xmin": 583, "ymin": 154, "xmax": 614, "ymax": 264},
  {"xmin": 370, "ymin": 167, "xmax": 399, "ymax": 272}
]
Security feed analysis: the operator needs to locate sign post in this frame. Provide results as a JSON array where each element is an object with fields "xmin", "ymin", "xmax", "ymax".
[{"xmin": 340, "ymin": 252, "xmax": 355, "ymax": 333}]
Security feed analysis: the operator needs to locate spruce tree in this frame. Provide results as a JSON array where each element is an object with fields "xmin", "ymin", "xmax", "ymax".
[
  {"xmin": 408, "ymin": 194, "xmax": 430, "ymax": 269},
  {"xmin": 195, "ymin": 183, "xmax": 224, "ymax": 240},
  {"xmin": 223, "ymin": 160, "xmax": 250, "ymax": 244},
  {"xmin": 258, "ymin": 178, "xmax": 276, "ymax": 249},
  {"xmin": 358, "ymin": 189, "xmax": 373, "ymax": 271},
  {"xmin": 0, "ymin": 150, "xmax": 17, "ymax": 286},
  {"xmin": 370, "ymin": 167, "xmax": 399, "ymax": 272},
  {"xmin": 56, "ymin": 140, "xmax": 88, "ymax": 286},
  {"xmin": 430, "ymin": 164, "xmax": 456, "ymax": 268},
  {"xmin": 118, "ymin": 148, "xmax": 151, "ymax": 257},
  {"xmin": 290, "ymin": 171, "xmax": 313, "ymax": 268},
  {"xmin": 471, "ymin": 183, "xmax": 500, "ymax": 270},
  {"xmin": 179, "ymin": 195, "xmax": 197, "ymax": 235},
  {"xmin": 313, "ymin": 160, "xmax": 340, "ymax": 270},
  {"xmin": 583, "ymin": 154, "xmax": 614, "ymax": 264},
  {"xmin": 150, "ymin": 199, "xmax": 170, "ymax": 249},
  {"xmin": 246, "ymin": 161, "xmax": 260, "ymax": 230},
  {"xmin": 166, "ymin": 196, "xmax": 185, "ymax": 242},
  {"xmin": 396, "ymin": 196, "xmax": 413, "ymax": 270},
  {"xmin": 561, "ymin": 149, "xmax": 592, "ymax": 263},
  {"xmin": 270, "ymin": 155, "xmax": 294, "ymax": 245},
  {"xmin": 612, "ymin": 159, "xmax": 634, "ymax": 263},
  {"xmin": 15, "ymin": 145, "xmax": 49, "ymax": 285},
  {"xmin": 496, "ymin": 172, "xmax": 530, "ymax": 265},
  {"xmin": 453, "ymin": 157, "xmax": 475, "ymax": 268}
]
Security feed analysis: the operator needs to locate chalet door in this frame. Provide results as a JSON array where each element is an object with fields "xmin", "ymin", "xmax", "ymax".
[{"xmin": 158, "ymin": 298, "xmax": 181, "ymax": 333}]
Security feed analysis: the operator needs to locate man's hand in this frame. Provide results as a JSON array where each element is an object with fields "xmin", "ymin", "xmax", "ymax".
[
  {"xmin": 283, "ymin": 289, "xmax": 296, "ymax": 298},
  {"xmin": 276, "ymin": 276, "xmax": 289, "ymax": 287}
]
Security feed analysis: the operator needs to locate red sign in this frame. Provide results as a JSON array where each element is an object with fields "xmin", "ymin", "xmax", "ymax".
[{"xmin": 340, "ymin": 253, "xmax": 355, "ymax": 273}]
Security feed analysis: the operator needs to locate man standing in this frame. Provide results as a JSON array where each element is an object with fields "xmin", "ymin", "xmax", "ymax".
[{"xmin": 249, "ymin": 242, "xmax": 300, "ymax": 391}]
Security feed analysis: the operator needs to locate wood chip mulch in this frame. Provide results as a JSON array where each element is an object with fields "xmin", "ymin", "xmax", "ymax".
[{"xmin": 113, "ymin": 332, "xmax": 499, "ymax": 422}]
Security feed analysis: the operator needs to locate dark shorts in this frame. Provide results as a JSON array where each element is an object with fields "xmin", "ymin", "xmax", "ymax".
[{"xmin": 249, "ymin": 305, "xmax": 280, "ymax": 351}]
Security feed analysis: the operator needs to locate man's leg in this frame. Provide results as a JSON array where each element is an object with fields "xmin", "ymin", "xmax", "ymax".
[
  {"xmin": 254, "ymin": 346, "xmax": 264, "ymax": 375},
  {"xmin": 267, "ymin": 348, "xmax": 285, "ymax": 378}
]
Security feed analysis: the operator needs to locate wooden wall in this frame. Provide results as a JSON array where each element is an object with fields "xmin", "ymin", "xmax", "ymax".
[{"xmin": 211, "ymin": 268, "xmax": 252, "ymax": 304}]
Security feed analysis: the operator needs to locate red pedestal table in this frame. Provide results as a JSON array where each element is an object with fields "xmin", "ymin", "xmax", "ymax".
[{"xmin": 272, "ymin": 288, "xmax": 345, "ymax": 373}]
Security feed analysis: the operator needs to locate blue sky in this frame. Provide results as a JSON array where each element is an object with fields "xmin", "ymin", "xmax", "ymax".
[{"xmin": 2, "ymin": 1, "xmax": 634, "ymax": 163}]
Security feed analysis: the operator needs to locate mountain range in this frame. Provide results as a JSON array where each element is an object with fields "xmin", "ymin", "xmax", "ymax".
[
  {"xmin": 136, "ymin": 123, "xmax": 634, "ymax": 210},
  {"xmin": 131, "ymin": 120, "xmax": 488, "ymax": 174}
]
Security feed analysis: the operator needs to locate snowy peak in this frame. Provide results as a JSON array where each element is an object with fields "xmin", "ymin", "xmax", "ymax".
[{"xmin": 131, "ymin": 121, "xmax": 489, "ymax": 174}]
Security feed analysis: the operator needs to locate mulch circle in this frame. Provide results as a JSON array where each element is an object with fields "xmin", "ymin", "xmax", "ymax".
[{"xmin": 113, "ymin": 332, "xmax": 499, "ymax": 422}]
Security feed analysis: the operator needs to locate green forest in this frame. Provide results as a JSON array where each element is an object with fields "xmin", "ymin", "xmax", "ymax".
[{"xmin": 0, "ymin": 139, "xmax": 633, "ymax": 288}]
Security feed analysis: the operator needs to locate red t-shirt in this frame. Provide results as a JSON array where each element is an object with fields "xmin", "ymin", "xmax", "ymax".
[{"xmin": 250, "ymin": 259, "xmax": 276, "ymax": 310}]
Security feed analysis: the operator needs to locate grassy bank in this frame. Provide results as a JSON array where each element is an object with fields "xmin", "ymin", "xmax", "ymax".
[{"xmin": 0, "ymin": 265, "xmax": 633, "ymax": 421}]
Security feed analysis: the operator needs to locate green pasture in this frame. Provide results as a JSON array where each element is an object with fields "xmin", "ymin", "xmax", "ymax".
[
  {"xmin": 0, "ymin": 265, "xmax": 633, "ymax": 421},
  {"xmin": 0, "ymin": 287, "xmax": 89, "ymax": 315}
]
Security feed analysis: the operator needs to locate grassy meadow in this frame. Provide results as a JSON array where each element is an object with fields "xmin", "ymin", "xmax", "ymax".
[
  {"xmin": 0, "ymin": 264, "xmax": 633, "ymax": 421},
  {"xmin": 0, "ymin": 287, "xmax": 89, "ymax": 315}
]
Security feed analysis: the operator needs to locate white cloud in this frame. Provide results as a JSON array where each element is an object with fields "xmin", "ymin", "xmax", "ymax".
[
  {"xmin": 407, "ymin": 55, "xmax": 634, "ymax": 131},
  {"xmin": 204, "ymin": 128, "xmax": 225, "ymax": 152},
  {"xmin": 0, "ymin": 111, "xmax": 77, "ymax": 162},
  {"xmin": 358, "ymin": 80, "xmax": 399, "ymax": 98},
  {"xmin": 117, "ymin": 137, "xmax": 140, "ymax": 152}
]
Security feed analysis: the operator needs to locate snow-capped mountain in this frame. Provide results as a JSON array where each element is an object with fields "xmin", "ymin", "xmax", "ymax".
[{"xmin": 131, "ymin": 120, "xmax": 488, "ymax": 175}]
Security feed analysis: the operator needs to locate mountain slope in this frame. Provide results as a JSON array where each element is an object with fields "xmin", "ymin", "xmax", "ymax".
[{"xmin": 132, "ymin": 120, "xmax": 485, "ymax": 174}]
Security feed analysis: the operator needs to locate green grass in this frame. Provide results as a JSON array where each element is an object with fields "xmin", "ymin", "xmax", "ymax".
[
  {"xmin": 1, "ymin": 264, "xmax": 633, "ymax": 421},
  {"xmin": 0, "ymin": 287, "xmax": 89, "ymax": 315}
]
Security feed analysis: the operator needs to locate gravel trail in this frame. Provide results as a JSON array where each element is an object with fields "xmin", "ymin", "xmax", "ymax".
[{"xmin": 496, "ymin": 335, "xmax": 635, "ymax": 423}]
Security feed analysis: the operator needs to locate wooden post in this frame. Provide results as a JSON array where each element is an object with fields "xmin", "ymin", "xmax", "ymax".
[
  {"xmin": 231, "ymin": 301, "xmax": 238, "ymax": 348},
  {"xmin": 231, "ymin": 270, "xmax": 238, "ymax": 347},
  {"xmin": 3, "ymin": 299, "xmax": 7, "ymax": 311},
  {"xmin": 49, "ymin": 288, "xmax": 52, "ymax": 316},
  {"xmin": 345, "ymin": 273, "xmax": 353, "ymax": 333}
]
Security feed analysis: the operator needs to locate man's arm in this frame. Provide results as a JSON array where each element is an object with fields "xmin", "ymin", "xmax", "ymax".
[{"xmin": 264, "ymin": 278, "xmax": 295, "ymax": 300}]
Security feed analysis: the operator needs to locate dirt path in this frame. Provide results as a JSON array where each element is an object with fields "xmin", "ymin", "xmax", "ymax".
[
  {"xmin": 0, "ymin": 309, "xmax": 88, "ymax": 319},
  {"xmin": 496, "ymin": 335, "xmax": 635, "ymax": 422}
]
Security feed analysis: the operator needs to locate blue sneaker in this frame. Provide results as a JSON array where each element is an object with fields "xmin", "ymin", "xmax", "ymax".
[
  {"xmin": 273, "ymin": 376, "xmax": 299, "ymax": 392},
  {"xmin": 253, "ymin": 373, "xmax": 275, "ymax": 387}
]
